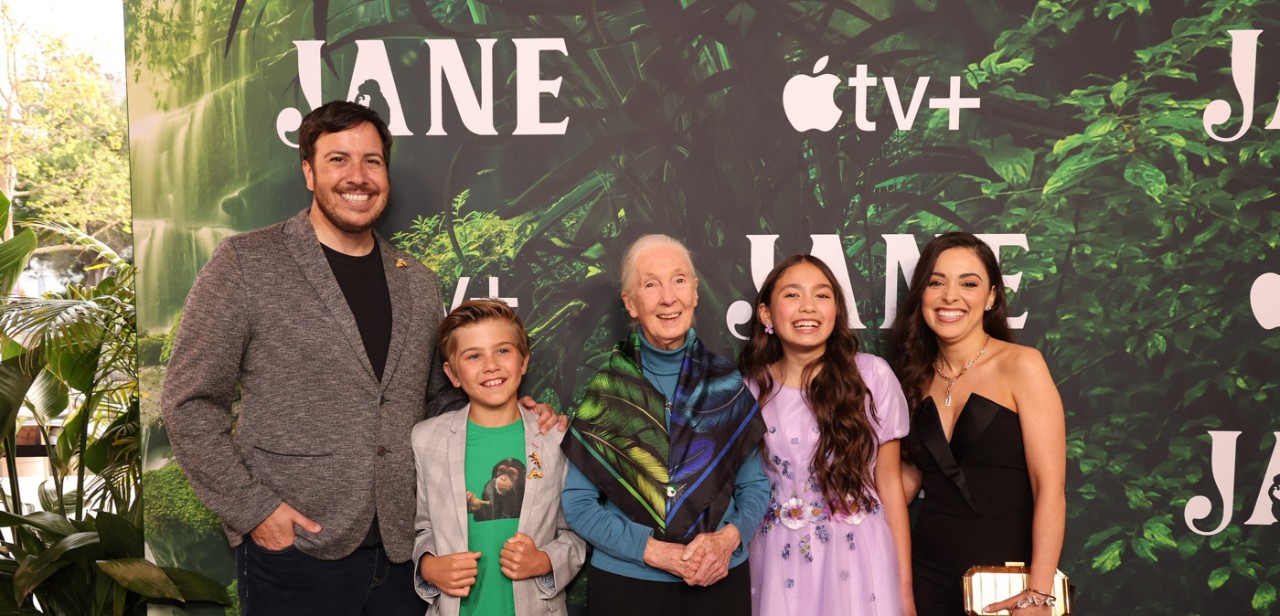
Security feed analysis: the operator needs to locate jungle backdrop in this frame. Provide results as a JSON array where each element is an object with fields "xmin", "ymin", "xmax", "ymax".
[{"xmin": 126, "ymin": 0, "xmax": 1280, "ymax": 613}]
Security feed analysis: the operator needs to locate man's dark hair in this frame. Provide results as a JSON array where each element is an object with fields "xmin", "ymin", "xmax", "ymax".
[{"xmin": 298, "ymin": 100, "xmax": 392, "ymax": 165}]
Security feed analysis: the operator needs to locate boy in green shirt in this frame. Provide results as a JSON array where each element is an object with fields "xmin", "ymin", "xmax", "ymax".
[{"xmin": 412, "ymin": 299, "xmax": 585, "ymax": 616}]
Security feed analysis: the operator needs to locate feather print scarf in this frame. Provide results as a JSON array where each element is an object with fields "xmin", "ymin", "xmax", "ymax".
[{"xmin": 563, "ymin": 331, "xmax": 764, "ymax": 542}]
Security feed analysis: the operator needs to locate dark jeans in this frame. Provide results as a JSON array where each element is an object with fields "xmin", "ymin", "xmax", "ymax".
[
  {"xmin": 236, "ymin": 538, "xmax": 426, "ymax": 616},
  {"xmin": 586, "ymin": 562, "xmax": 752, "ymax": 616}
]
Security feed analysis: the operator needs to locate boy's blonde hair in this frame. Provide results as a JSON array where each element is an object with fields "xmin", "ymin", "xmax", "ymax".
[{"xmin": 437, "ymin": 299, "xmax": 531, "ymax": 360}]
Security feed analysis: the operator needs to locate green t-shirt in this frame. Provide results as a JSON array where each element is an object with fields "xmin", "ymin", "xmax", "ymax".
[{"xmin": 460, "ymin": 417, "xmax": 525, "ymax": 616}]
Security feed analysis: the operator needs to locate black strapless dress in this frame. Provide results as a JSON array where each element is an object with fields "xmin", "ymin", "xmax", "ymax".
[{"xmin": 904, "ymin": 394, "xmax": 1034, "ymax": 616}]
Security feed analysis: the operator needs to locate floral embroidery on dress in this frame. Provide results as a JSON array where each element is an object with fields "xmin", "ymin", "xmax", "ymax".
[
  {"xmin": 814, "ymin": 524, "xmax": 830, "ymax": 544},
  {"xmin": 806, "ymin": 465, "xmax": 820, "ymax": 493},
  {"xmin": 782, "ymin": 542, "xmax": 792, "ymax": 560},
  {"xmin": 780, "ymin": 497, "xmax": 809, "ymax": 529},
  {"xmin": 760, "ymin": 498, "xmax": 781, "ymax": 534},
  {"xmin": 766, "ymin": 494, "xmax": 875, "ymax": 531},
  {"xmin": 846, "ymin": 531, "xmax": 856, "ymax": 550},
  {"xmin": 799, "ymin": 535, "xmax": 813, "ymax": 563}
]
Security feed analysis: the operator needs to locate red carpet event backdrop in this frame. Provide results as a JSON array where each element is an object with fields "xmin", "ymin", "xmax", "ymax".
[{"xmin": 127, "ymin": 1, "xmax": 1280, "ymax": 613}]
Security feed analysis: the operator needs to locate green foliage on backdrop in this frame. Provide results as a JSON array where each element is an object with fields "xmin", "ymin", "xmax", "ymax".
[{"xmin": 127, "ymin": 0, "xmax": 1280, "ymax": 613}]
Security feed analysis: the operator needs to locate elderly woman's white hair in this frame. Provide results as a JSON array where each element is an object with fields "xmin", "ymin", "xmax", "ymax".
[{"xmin": 618, "ymin": 234, "xmax": 698, "ymax": 295}]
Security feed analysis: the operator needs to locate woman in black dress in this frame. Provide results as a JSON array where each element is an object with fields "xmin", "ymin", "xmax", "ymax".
[{"xmin": 891, "ymin": 232, "xmax": 1066, "ymax": 615}]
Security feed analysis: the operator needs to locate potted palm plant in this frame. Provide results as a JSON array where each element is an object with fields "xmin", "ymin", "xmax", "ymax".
[{"xmin": 0, "ymin": 191, "xmax": 227, "ymax": 615}]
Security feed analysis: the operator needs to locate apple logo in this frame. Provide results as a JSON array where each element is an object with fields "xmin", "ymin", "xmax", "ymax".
[
  {"xmin": 1252, "ymin": 272, "xmax": 1280, "ymax": 329},
  {"xmin": 783, "ymin": 56, "xmax": 842, "ymax": 132}
]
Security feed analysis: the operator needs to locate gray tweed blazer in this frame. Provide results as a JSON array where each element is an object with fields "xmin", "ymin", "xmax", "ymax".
[{"xmin": 161, "ymin": 208, "xmax": 463, "ymax": 562}]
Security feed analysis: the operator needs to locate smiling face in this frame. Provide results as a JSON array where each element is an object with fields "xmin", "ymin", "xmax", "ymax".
[
  {"xmin": 622, "ymin": 244, "xmax": 699, "ymax": 350},
  {"xmin": 302, "ymin": 121, "xmax": 390, "ymax": 249},
  {"xmin": 443, "ymin": 319, "xmax": 529, "ymax": 417},
  {"xmin": 921, "ymin": 247, "xmax": 998, "ymax": 345},
  {"xmin": 759, "ymin": 261, "xmax": 838, "ymax": 359}
]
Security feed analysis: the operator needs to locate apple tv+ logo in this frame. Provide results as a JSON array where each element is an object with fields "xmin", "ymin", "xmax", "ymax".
[{"xmin": 783, "ymin": 55, "xmax": 980, "ymax": 133}]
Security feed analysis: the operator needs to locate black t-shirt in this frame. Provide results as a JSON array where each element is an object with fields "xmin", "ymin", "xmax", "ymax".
[
  {"xmin": 322, "ymin": 242, "xmax": 392, "ymax": 382},
  {"xmin": 322, "ymin": 241, "xmax": 393, "ymax": 547}
]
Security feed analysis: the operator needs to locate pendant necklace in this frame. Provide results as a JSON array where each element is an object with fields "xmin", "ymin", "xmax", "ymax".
[{"xmin": 934, "ymin": 335, "xmax": 991, "ymax": 407}]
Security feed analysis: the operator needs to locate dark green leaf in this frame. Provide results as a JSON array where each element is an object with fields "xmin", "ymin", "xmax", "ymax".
[
  {"xmin": 26, "ymin": 368, "xmax": 69, "ymax": 422},
  {"xmin": 1123, "ymin": 159, "xmax": 1168, "ymax": 201},
  {"xmin": 161, "ymin": 566, "xmax": 232, "ymax": 604},
  {"xmin": 1093, "ymin": 539, "xmax": 1125, "ymax": 573},
  {"xmin": 1208, "ymin": 566, "xmax": 1230, "ymax": 590},
  {"xmin": 1253, "ymin": 582, "xmax": 1277, "ymax": 611},
  {"xmin": 95, "ymin": 558, "xmax": 183, "ymax": 601},
  {"xmin": 0, "ymin": 229, "xmax": 37, "ymax": 296},
  {"xmin": 94, "ymin": 511, "xmax": 143, "ymax": 560},
  {"xmin": 14, "ymin": 531, "xmax": 100, "ymax": 602},
  {"xmin": 0, "ymin": 510, "xmax": 79, "ymax": 536},
  {"xmin": 0, "ymin": 351, "xmax": 37, "ymax": 444}
]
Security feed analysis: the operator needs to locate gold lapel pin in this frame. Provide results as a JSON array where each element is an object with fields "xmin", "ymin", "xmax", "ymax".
[
  {"xmin": 394, "ymin": 258, "xmax": 408, "ymax": 268},
  {"xmin": 527, "ymin": 451, "xmax": 544, "ymax": 479}
]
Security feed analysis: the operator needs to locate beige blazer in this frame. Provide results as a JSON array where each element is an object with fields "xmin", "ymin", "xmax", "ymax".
[{"xmin": 411, "ymin": 406, "xmax": 586, "ymax": 615}]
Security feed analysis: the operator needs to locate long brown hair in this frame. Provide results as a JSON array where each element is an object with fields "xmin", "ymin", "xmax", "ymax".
[
  {"xmin": 888, "ymin": 232, "xmax": 1014, "ymax": 412},
  {"xmin": 739, "ymin": 255, "xmax": 880, "ymax": 514}
]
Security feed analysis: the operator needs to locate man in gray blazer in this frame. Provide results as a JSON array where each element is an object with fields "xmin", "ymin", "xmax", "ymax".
[{"xmin": 162, "ymin": 101, "xmax": 464, "ymax": 614}]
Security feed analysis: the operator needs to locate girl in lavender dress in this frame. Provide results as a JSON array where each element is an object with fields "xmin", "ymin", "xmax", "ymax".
[{"xmin": 740, "ymin": 255, "xmax": 915, "ymax": 616}]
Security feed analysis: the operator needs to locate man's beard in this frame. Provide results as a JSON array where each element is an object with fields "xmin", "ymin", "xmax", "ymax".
[{"xmin": 313, "ymin": 185, "xmax": 385, "ymax": 233}]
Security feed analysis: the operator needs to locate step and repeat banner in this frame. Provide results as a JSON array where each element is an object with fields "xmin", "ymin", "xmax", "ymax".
[{"xmin": 127, "ymin": 1, "xmax": 1279, "ymax": 613}]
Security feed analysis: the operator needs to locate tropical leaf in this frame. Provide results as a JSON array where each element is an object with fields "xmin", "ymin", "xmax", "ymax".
[
  {"xmin": 0, "ymin": 229, "xmax": 37, "ymax": 297},
  {"xmin": 25, "ymin": 368, "xmax": 69, "ymax": 422},
  {"xmin": 0, "ymin": 297, "xmax": 107, "ymax": 392},
  {"xmin": 159, "ymin": 566, "xmax": 232, "ymax": 605},
  {"xmin": 24, "ymin": 220, "xmax": 129, "ymax": 272},
  {"xmin": 36, "ymin": 481, "xmax": 78, "ymax": 515},
  {"xmin": 0, "ymin": 349, "xmax": 38, "ymax": 448},
  {"xmin": 14, "ymin": 531, "xmax": 100, "ymax": 603},
  {"xmin": 95, "ymin": 558, "xmax": 183, "ymax": 602},
  {"xmin": 0, "ymin": 510, "xmax": 80, "ymax": 537},
  {"xmin": 93, "ymin": 511, "xmax": 142, "ymax": 560}
]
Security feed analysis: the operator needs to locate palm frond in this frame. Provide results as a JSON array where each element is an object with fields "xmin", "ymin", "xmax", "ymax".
[{"xmin": 21, "ymin": 220, "xmax": 129, "ymax": 273}]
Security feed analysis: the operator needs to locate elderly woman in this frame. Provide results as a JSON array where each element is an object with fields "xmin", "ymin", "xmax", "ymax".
[{"xmin": 561, "ymin": 234, "xmax": 769, "ymax": 616}]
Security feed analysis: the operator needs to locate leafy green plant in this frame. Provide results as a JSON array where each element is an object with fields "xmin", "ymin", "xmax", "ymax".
[{"xmin": 0, "ymin": 192, "xmax": 227, "ymax": 613}]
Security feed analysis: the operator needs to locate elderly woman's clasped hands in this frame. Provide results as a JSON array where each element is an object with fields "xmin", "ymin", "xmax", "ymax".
[{"xmin": 642, "ymin": 524, "xmax": 741, "ymax": 586}]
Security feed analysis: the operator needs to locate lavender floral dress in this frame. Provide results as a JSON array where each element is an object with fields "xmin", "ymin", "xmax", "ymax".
[{"xmin": 748, "ymin": 353, "xmax": 909, "ymax": 616}]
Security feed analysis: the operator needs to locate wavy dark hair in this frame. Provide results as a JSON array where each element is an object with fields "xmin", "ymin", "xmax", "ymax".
[
  {"xmin": 888, "ymin": 232, "xmax": 1015, "ymax": 413},
  {"xmin": 298, "ymin": 99, "xmax": 393, "ymax": 165},
  {"xmin": 739, "ymin": 255, "xmax": 880, "ymax": 514}
]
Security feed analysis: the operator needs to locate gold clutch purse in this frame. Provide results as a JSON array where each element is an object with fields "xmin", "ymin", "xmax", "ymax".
[{"xmin": 962, "ymin": 563, "xmax": 1071, "ymax": 615}]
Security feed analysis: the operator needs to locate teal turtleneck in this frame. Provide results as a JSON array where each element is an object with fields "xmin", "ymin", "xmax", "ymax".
[{"xmin": 637, "ymin": 328, "xmax": 694, "ymax": 404}]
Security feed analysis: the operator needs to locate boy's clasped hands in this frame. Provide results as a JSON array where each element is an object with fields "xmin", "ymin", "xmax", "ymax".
[{"xmin": 420, "ymin": 532, "xmax": 553, "ymax": 597}]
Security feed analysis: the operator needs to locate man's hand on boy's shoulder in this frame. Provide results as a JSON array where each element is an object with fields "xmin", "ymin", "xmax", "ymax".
[
  {"xmin": 420, "ymin": 551, "xmax": 481, "ymax": 597},
  {"xmin": 499, "ymin": 532, "xmax": 552, "ymax": 580},
  {"xmin": 519, "ymin": 396, "xmax": 569, "ymax": 434}
]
